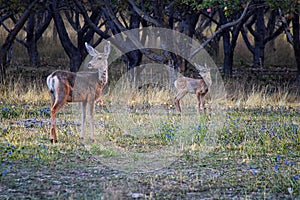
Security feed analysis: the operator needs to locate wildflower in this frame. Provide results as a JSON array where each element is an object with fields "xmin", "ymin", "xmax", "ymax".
[
  {"xmin": 284, "ymin": 160, "xmax": 289, "ymax": 165},
  {"xmin": 3, "ymin": 128, "xmax": 7, "ymax": 133},
  {"xmin": 293, "ymin": 176, "xmax": 299, "ymax": 181},
  {"xmin": 276, "ymin": 155, "xmax": 281, "ymax": 162},
  {"xmin": 2, "ymin": 169, "xmax": 8, "ymax": 176},
  {"xmin": 274, "ymin": 165, "xmax": 279, "ymax": 170},
  {"xmin": 165, "ymin": 133, "xmax": 172, "ymax": 140},
  {"xmin": 197, "ymin": 125, "xmax": 201, "ymax": 131},
  {"xmin": 8, "ymin": 151, "xmax": 12, "ymax": 155}
]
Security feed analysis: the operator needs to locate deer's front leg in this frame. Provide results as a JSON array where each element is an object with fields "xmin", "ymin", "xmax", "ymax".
[
  {"xmin": 81, "ymin": 101, "xmax": 87, "ymax": 139},
  {"xmin": 88, "ymin": 101, "xmax": 95, "ymax": 142}
]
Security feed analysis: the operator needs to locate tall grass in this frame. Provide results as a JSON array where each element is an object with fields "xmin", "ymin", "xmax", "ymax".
[
  {"xmin": 0, "ymin": 76, "xmax": 49, "ymax": 105},
  {"xmin": 0, "ymin": 73, "xmax": 299, "ymax": 109}
]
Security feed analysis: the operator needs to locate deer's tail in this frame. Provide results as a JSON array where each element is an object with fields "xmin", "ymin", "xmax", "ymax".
[{"xmin": 46, "ymin": 74, "xmax": 59, "ymax": 94}]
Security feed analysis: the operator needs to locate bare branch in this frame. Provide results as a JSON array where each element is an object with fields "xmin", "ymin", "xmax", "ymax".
[
  {"xmin": 189, "ymin": 1, "xmax": 250, "ymax": 59},
  {"xmin": 127, "ymin": 0, "xmax": 162, "ymax": 26},
  {"xmin": 278, "ymin": 8, "xmax": 294, "ymax": 45}
]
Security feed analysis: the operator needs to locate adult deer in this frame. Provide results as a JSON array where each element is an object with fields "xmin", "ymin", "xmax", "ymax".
[
  {"xmin": 173, "ymin": 61, "xmax": 211, "ymax": 113},
  {"xmin": 46, "ymin": 41, "xmax": 111, "ymax": 143}
]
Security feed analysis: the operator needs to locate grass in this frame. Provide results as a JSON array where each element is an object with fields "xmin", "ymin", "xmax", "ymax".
[{"xmin": 0, "ymin": 74, "xmax": 299, "ymax": 199}]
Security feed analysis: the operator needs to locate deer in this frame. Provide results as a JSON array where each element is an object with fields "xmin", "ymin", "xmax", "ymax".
[
  {"xmin": 46, "ymin": 41, "xmax": 111, "ymax": 143},
  {"xmin": 173, "ymin": 61, "xmax": 211, "ymax": 113}
]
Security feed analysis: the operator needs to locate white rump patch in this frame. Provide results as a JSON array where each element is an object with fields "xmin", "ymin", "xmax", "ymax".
[{"xmin": 46, "ymin": 75, "xmax": 59, "ymax": 93}]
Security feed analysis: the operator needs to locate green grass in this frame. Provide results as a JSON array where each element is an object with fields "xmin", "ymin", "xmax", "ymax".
[{"xmin": 0, "ymin": 80, "xmax": 299, "ymax": 199}]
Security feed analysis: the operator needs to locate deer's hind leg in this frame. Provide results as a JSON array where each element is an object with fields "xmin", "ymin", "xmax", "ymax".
[
  {"xmin": 50, "ymin": 84, "xmax": 69, "ymax": 143},
  {"xmin": 174, "ymin": 90, "xmax": 188, "ymax": 113}
]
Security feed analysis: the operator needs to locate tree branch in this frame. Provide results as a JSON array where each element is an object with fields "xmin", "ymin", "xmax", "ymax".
[
  {"xmin": 1, "ymin": 0, "xmax": 39, "ymax": 83},
  {"xmin": 127, "ymin": 0, "xmax": 162, "ymax": 26},
  {"xmin": 241, "ymin": 27, "xmax": 254, "ymax": 54},
  {"xmin": 189, "ymin": 1, "xmax": 250, "ymax": 59},
  {"xmin": 278, "ymin": 8, "xmax": 294, "ymax": 45}
]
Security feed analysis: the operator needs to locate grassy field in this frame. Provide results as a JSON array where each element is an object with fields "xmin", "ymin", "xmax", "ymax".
[{"xmin": 0, "ymin": 73, "xmax": 299, "ymax": 199}]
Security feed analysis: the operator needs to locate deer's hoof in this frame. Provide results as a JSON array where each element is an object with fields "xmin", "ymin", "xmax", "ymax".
[{"xmin": 50, "ymin": 139, "xmax": 58, "ymax": 143}]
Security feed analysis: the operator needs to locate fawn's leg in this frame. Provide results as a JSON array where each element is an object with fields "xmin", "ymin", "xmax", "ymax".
[
  {"xmin": 196, "ymin": 92, "xmax": 205, "ymax": 112},
  {"xmin": 174, "ymin": 90, "xmax": 188, "ymax": 113}
]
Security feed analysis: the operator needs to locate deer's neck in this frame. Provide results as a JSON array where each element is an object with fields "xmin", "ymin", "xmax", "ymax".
[{"xmin": 98, "ymin": 67, "xmax": 108, "ymax": 85}]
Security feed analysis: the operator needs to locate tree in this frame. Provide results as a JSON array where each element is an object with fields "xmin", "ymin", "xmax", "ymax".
[{"xmin": 0, "ymin": 0, "xmax": 39, "ymax": 83}]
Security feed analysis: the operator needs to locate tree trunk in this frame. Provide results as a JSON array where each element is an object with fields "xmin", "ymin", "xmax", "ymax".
[
  {"xmin": 0, "ymin": 0, "xmax": 38, "ymax": 83},
  {"xmin": 127, "ymin": 8, "xmax": 142, "ymax": 70},
  {"xmin": 219, "ymin": 9, "xmax": 232, "ymax": 75},
  {"xmin": 292, "ymin": 11, "xmax": 300, "ymax": 83},
  {"xmin": 179, "ymin": 12, "xmax": 199, "ymax": 73},
  {"xmin": 26, "ymin": 12, "xmax": 40, "ymax": 67},
  {"xmin": 50, "ymin": 0, "xmax": 80, "ymax": 72},
  {"xmin": 223, "ymin": 30, "xmax": 232, "ymax": 75},
  {"xmin": 253, "ymin": 7, "xmax": 265, "ymax": 67}
]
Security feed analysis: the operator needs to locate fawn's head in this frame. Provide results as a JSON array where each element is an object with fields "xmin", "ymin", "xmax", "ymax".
[{"xmin": 85, "ymin": 41, "xmax": 111, "ymax": 69}]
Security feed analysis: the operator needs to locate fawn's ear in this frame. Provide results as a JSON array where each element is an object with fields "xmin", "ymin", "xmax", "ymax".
[
  {"xmin": 85, "ymin": 42, "xmax": 99, "ymax": 57},
  {"xmin": 104, "ymin": 41, "xmax": 111, "ymax": 55}
]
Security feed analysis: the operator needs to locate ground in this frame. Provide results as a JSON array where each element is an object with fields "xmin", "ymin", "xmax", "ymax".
[
  {"xmin": 0, "ymin": 67, "xmax": 300, "ymax": 199},
  {"xmin": 0, "ymin": 105, "xmax": 299, "ymax": 199}
]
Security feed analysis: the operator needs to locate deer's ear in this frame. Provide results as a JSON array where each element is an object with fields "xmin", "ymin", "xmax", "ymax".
[
  {"xmin": 85, "ymin": 42, "xmax": 99, "ymax": 57},
  {"xmin": 104, "ymin": 41, "xmax": 111, "ymax": 55}
]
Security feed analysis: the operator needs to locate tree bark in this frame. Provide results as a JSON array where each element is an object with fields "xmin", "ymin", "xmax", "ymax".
[
  {"xmin": 127, "ymin": 8, "xmax": 142, "ymax": 69},
  {"xmin": 292, "ymin": 11, "xmax": 300, "ymax": 83},
  {"xmin": 26, "ymin": 12, "xmax": 40, "ymax": 67},
  {"xmin": 50, "ymin": 0, "xmax": 80, "ymax": 72},
  {"xmin": 253, "ymin": 6, "xmax": 265, "ymax": 67},
  {"xmin": 0, "ymin": 0, "xmax": 38, "ymax": 83}
]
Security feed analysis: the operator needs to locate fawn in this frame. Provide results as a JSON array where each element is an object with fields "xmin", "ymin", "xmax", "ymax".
[
  {"xmin": 46, "ymin": 41, "xmax": 111, "ymax": 143},
  {"xmin": 173, "ymin": 61, "xmax": 211, "ymax": 113}
]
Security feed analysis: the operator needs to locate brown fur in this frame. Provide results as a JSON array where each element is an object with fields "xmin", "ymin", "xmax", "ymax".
[{"xmin": 47, "ymin": 42, "xmax": 110, "ymax": 143}]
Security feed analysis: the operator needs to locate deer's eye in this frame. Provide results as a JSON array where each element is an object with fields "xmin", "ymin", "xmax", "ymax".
[{"xmin": 98, "ymin": 57, "xmax": 102, "ymax": 60}]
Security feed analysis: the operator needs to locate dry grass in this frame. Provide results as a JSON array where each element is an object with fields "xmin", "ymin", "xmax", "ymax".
[
  {"xmin": 0, "ymin": 76, "xmax": 49, "ymax": 105},
  {"xmin": 0, "ymin": 72, "xmax": 298, "ymax": 110}
]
